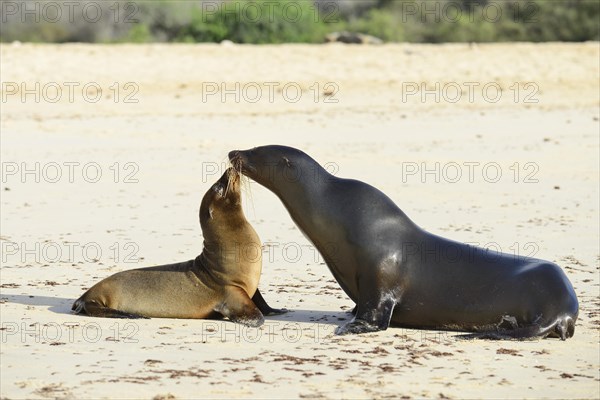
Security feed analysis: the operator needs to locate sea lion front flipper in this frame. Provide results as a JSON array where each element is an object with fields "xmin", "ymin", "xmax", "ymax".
[
  {"xmin": 217, "ymin": 287, "xmax": 265, "ymax": 327},
  {"xmin": 335, "ymin": 292, "xmax": 396, "ymax": 335},
  {"xmin": 252, "ymin": 289, "xmax": 288, "ymax": 316}
]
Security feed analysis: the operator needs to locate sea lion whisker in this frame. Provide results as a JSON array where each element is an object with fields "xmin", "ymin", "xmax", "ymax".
[
  {"xmin": 224, "ymin": 170, "xmax": 232, "ymax": 198},
  {"xmin": 240, "ymin": 175, "xmax": 256, "ymax": 216}
]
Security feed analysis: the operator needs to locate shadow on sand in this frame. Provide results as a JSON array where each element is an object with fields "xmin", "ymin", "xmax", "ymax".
[
  {"xmin": 263, "ymin": 309, "xmax": 350, "ymax": 326},
  {"xmin": 1, "ymin": 293, "xmax": 351, "ymax": 325},
  {"xmin": 1, "ymin": 293, "xmax": 74, "ymax": 314}
]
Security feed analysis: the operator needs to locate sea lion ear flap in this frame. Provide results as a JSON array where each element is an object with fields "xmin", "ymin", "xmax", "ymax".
[
  {"xmin": 282, "ymin": 157, "xmax": 292, "ymax": 167},
  {"xmin": 208, "ymin": 207, "xmax": 214, "ymax": 219}
]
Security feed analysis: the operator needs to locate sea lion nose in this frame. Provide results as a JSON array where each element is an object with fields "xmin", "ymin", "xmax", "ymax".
[{"xmin": 228, "ymin": 150, "xmax": 240, "ymax": 161}]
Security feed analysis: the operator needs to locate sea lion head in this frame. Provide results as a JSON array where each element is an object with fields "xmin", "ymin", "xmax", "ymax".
[
  {"xmin": 199, "ymin": 167, "xmax": 261, "ymax": 286},
  {"xmin": 229, "ymin": 145, "xmax": 324, "ymax": 197},
  {"xmin": 200, "ymin": 167, "xmax": 243, "ymax": 229}
]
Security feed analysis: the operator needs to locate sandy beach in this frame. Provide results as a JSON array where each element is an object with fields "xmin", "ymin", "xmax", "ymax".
[{"xmin": 1, "ymin": 42, "xmax": 599, "ymax": 399}]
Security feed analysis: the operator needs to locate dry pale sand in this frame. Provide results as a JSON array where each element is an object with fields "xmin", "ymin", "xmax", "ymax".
[{"xmin": 0, "ymin": 43, "xmax": 599, "ymax": 399}]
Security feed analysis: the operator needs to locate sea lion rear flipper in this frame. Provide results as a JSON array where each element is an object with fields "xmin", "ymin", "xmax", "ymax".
[
  {"xmin": 74, "ymin": 299, "xmax": 149, "ymax": 319},
  {"xmin": 218, "ymin": 287, "xmax": 265, "ymax": 327},
  {"xmin": 457, "ymin": 313, "xmax": 577, "ymax": 341},
  {"xmin": 252, "ymin": 289, "xmax": 288, "ymax": 316}
]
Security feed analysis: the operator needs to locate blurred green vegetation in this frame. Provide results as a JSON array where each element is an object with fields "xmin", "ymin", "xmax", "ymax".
[
  {"xmin": 179, "ymin": 0, "xmax": 331, "ymax": 43},
  {"xmin": 0, "ymin": 0, "xmax": 598, "ymax": 43}
]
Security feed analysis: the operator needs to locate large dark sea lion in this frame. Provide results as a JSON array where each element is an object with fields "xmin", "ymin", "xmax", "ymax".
[
  {"xmin": 72, "ymin": 168, "xmax": 285, "ymax": 326},
  {"xmin": 229, "ymin": 145, "xmax": 578, "ymax": 339}
]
